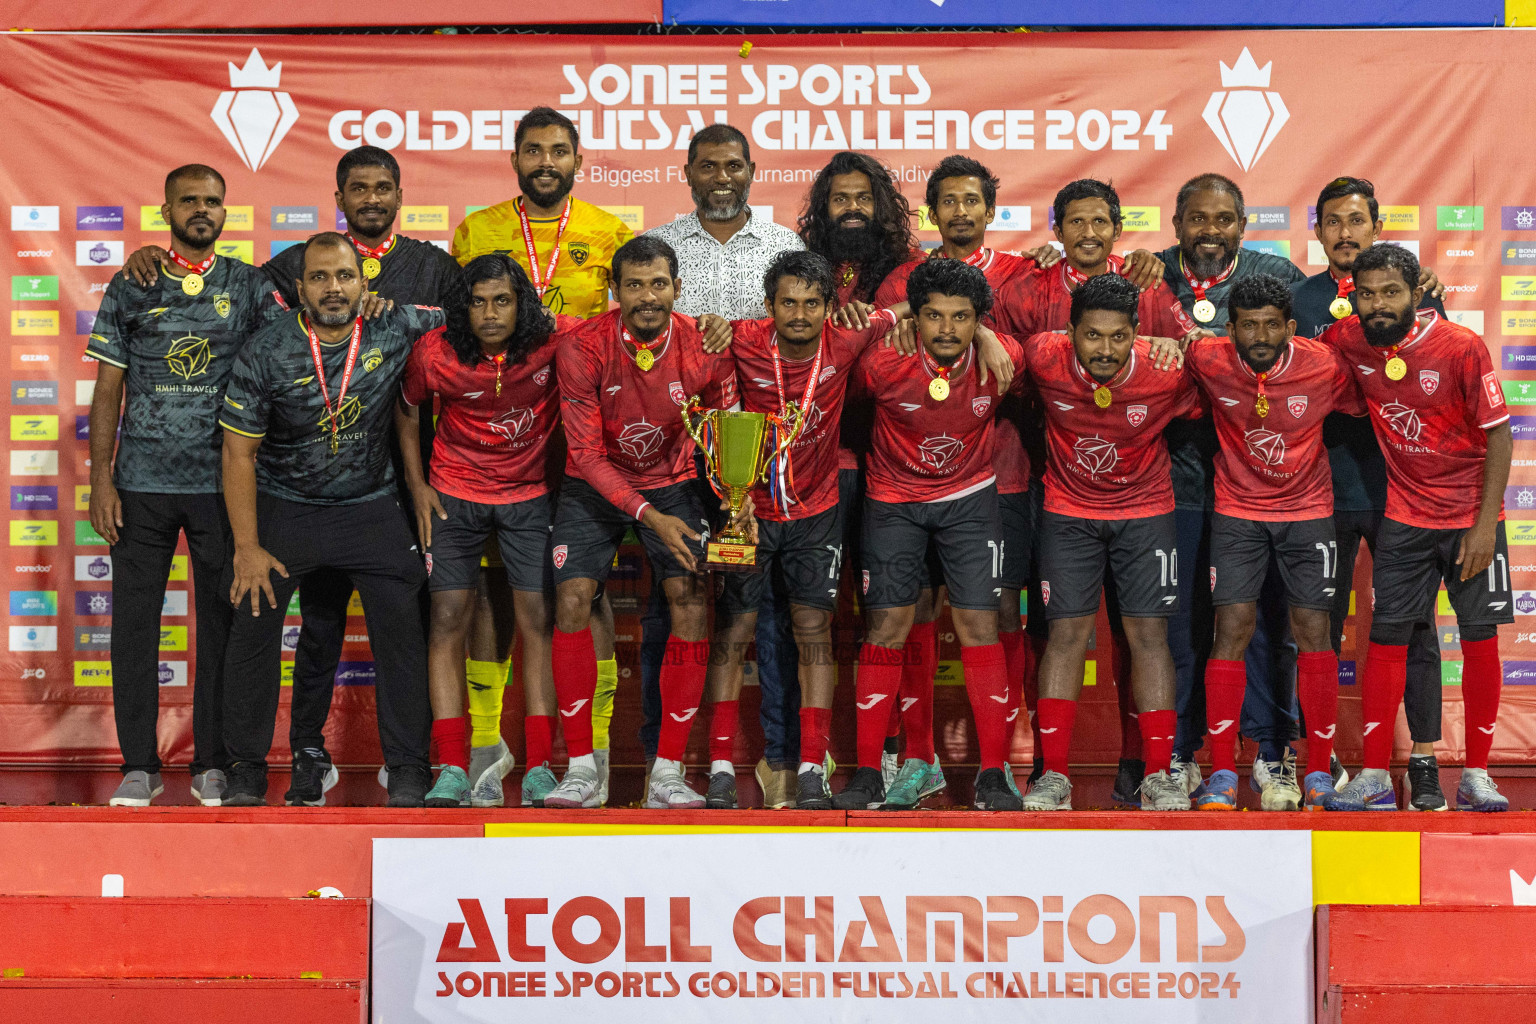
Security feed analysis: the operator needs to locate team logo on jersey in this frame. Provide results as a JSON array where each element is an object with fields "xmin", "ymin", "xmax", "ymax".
[
  {"xmin": 918, "ymin": 433, "xmax": 964, "ymax": 470},
  {"xmin": 1040, "ymin": 580, "xmax": 1050, "ymax": 605},
  {"xmin": 818, "ymin": 365, "xmax": 837, "ymax": 384},
  {"xmin": 322, "ymin": 395, "xmax": 364, "ymax": 432},
  {"xmin": 552, "ymin": 544, "xmax": 568, "ymax": 569},
  {"xmin": 488, "ymin": 407, "xmax": 535, "ymax": 441},
  {"xmin": 972, "ymin": 396, "xmax": 992, "ymax": 417},
  {"xmin": 1126, "ymin": 404, "xmax": 1148, "ymax": 427},
  {"xmin": 1287, "ymin": 395, "xmax": 1308, "ymax": 418},
  {"xmin": 1380, "ymin": 400, "xmax": 1424, "ymax": 442},
  {"xmin": 668, "ymin": 381, "xmax": 686, "ymax": 406},
  {"xmin": 424, "ymin": 553, "xmax": 433, "ymax": 575},
  {"xmin": 213, "ymin": 293, "xmax": 231, "ymax": 319},
  {"xmin": 293, "ymin": 375, "xmax": 315, "ymax": 385},
  {"xmin": 1203, "ymin": 48, "xmax": 1289, "ymax": 172},
  {"xmin": 1484, "ymin": 371, "xmax": 1505, "ymax": 408},
  {"xmin": 165, "ymin": 335, "xmax": 212, "ymax": 380},
  {"xmin": 617, "ymin": 418, "xmax": 665, "ymax": 460},
  {"xmin": 1418, "ymin": 369, "xmax": 1440, "ymax": 395},
  {"xmin": 362, "ymin": 347, "xmax": 384, "ymax": 373},
  {"xmin": 1245, "ymin": 427, "xmax": 1286, "ymax": 467},
  {"xmin": 211, "ymin": 48, "xmax": 298, "ymax": 172},
  {"xmin": 567, "ymin": 243, "xmax": 590, "ymax": 268},
  {"xmin": 1210, "ymin": 567, "xmax": 1217, "ymax": 592},
  {"xmin": 1072, "ymin": 435, "xmax": 1119, "ymax": 474},
  {"xmin": 862, "ymin": 569, "xmax": 870, "ymax": 595},
  {"xmin": 533, "ymin": 365, "xmax": 551, "ymax": 387}
]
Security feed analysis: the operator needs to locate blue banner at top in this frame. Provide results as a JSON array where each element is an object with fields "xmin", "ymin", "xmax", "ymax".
[{"xmin": 662, "ymin": 0, "xmax": 1502, "ymax": 26}]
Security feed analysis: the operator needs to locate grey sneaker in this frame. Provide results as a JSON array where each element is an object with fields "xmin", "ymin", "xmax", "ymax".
[
  {"xmin": 646, "ymin": 760, "xmax": 706, "ymax": 809},
  {"xmin": 109, "ymin": 770, "xmax": 164, "ymax": 807},
  {"xmin": 520, "ymin": 765, "xmax": 557, "ymax": 807},
  {"xmin": 1252, "ymin": 752, "xmax": 1302, "ymax": 811},
  {"xmin": 1140, "ymin": 770, "xmax": 1193, "ymax": 810},
  {"xmin": 706, "ymin": 770, "xmax": 738, "ymax": 808},
  {"xmin": 881, "ymin": 757, "xmax": 946, "ymax": 810},
  {"xmin": 190, "ymin": 769, "xmax": 227, "ymax": 807},
  {"xmin": 425, "ymin": 765, "xmax": 471, "ymax": 807},
  {"xmin": 1336, "ymin": 767, "xmax": 1398, "ymax": 810},
  {"xmin": 543, "ymin": 763, "xmax": 602, "ymax": 809},
  {"xmin": 467, "ymin": 739, "xmax": 515, "ymax": 809},
  {"xmin": 593, "ymin": 748, "xmax": 611, "ymax": 807},
  {"xmin": 1169, "ymin": 757, "xmax": 1203, "ymax": 796},
  {"xmin": 1457, "ymin": 767, "xmax": 1510, "ymax": 812},
  {"xmin": 1022, "ymin": 770, "xmax": 1073, "ymax": 811},
  {"xmin": 795, "ymin": 765, "xmax": 831, "ymax": 810}
]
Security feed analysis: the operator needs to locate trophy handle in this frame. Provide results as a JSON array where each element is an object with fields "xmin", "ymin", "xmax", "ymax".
[
  {"xmin": 758, "ymin": 401, "xmax": 806, "ymax": 484},
  {"xmin": 680, "ymin": 396, "xmax": 721, "ymax": 483}
]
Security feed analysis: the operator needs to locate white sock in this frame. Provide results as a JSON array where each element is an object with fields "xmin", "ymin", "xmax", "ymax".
[
  {"xmin": 569, "ymin": 753, "xmax": 596, "ymax": 771},
  {"xmin": 710, "ymin": 759, "xmax": 734, "ymax": 776},
  {"xmin": 799, "ymin": 761, "xmax": 821, "ymax": 776},
  {"xmin": 652, "ymin": 756, "xmax": 680, "ymax": 775}
]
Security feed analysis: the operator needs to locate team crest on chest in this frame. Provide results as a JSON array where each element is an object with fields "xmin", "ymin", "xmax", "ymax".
[
  {"xmin": 818, "ymin": 365, "xmax": 836, "ymax": 384},
  {"xmin": 1287, "ymin": 395, "xmax": 1308, "ymax": 418},
  {"xmin": 972, "ymin": 396, "xmax": 992, "ymax": 417},
  {"xmin": 567, "ymin": 242, "xmax": 590, "ymax": 267},
  {"xmin": 1419, "ymin": 370, "xmax": 1440, "ymax": 395},
  {"xmin": 1126, "ymin": 404, "xmax": 1148, "ymax": 427},
  {"xmin": 533, "ymin": 365, "xmax": 551, "ymax": 387},
  {"xmin": 669, "ymin": 380, "xmax": 686, "ymax": 405},
  {"xmin": 362, "ymin": 347, "xmax": 384, "ymax": 372},
  {"xmin": 213, "ymin": 293, "xmax": 231, "ymax": 319}
]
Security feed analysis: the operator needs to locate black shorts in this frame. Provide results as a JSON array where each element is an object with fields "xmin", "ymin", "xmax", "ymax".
[
  {"xmin": 1038, "ymin": 510, "xmax": 1178, "ymax": 620},
  {"xmin": 425, "ymin": 491, "xmax": 552, "ymax": 594},
  {"xmin": 998, "ymin": 490, "xmax": 1033, "ymax": 591},
  {"xmin": 862, "ymin": 485, "xmax": 1002, "ymax": 612},
  {"xmin": 1372, "ymin": 517, "xmax": 1514, "ymax": 627},
  {"xmin": 1210, "ymin": 513, "xmax": 1335, "ymax": 611},
  {"xmin": 718, "ymin": 504, "xmax": 843, "ymax": 617},
  {"xmin": 550, "ymin": 476, "xmax": 708, "ymax": 586}
]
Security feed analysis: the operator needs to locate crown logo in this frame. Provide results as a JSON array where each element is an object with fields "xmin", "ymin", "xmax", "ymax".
[
  {"xmin": 228, "ymin": 49, "xmax": 283, "ymax": 89},
  {"xmin": 1219, "ymin": 48, "xmax": 1272, "ymax": 88},
  {"xmin": 210, "ymin": 47, "xmax": 298, "ymax": 172},
  {"xmin": 1203, "ymin": 48, "xmax": 1288, "ymax": 172}
]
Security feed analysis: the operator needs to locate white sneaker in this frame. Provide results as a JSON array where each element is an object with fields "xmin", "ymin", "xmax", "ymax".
[
  {"xmin": 880, "ymin": 749, "xmax": 900, "ymax": 793},
  {"xmin": 1169, "ymin": 757, "xmax": 1203, "ymax": 796},
  {"xmin": 1022, "ymin": 770, "xmax": 1073, "ymax": 810},
  {"xmin": 543, "ymin": 763, "xmax": 602, "ymax": 809},
  {"xmin": 1140, "ymin": 770, "xmax": 1193, "ymax": 811},
  {"xmin": 468, "ymin": 739, "xmax": 516, "ymax": 809},
  {"xmin": 1252, "ymin": 751, "xmax": 1301, "ymax": 811},
  {"xmin": 594, "ymin": 748, "xmax": 611, "ymax": 807},
  {"xmin": 645, "ymin": 759, "xmax": 705, "ymax": 809}
]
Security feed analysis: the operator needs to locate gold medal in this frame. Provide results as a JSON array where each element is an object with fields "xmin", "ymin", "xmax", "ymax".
[
  {"xmin": 1329, "ymin": 296, "xmax": 1352, "ymax": 319},
  {"xmin": 1385, "ymin": 356, "xmax": 1407, "ymax": 381},
  {"xmin": 181, "ymin": 273, "xmax": 204, "ymax": 297},
  {"xmin": 1256, "ymin": 394, "xmax": 1270, "ymax": 418},
  {"xmin": 1093, "ymin": 385, "xmax": 1112, "ymax": 409},
  {"xmin": 362, "ymin": 256, "xmax": 381, "ymax": 280},
  {"xmin": 929, "ymin": 377, "xmax": 950, "ymax": 401},
  {"xmin": 635, "ymin": 348, "xmax": 655, "ymax": 372},
  {"xmin": 1191, "ymin": 298, "xmax": 1216, "ymax": 324},
  {"xmin": 329, "ymin": 434, "xmax": 339, "ymax": 456},
  {"xmin": 840, "ymin": 265, "xmax": 855, "ymax": 286}
]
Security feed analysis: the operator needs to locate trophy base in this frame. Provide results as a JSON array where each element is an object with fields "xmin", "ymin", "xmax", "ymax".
[{"xmin": 705, "ymin": 540, "xmax": 758, "ymax": 572}]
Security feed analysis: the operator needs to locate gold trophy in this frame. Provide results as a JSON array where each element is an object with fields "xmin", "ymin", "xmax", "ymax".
[{"xmin": 682, "ymin": 399, "xmax": 803, "ymax": 571}]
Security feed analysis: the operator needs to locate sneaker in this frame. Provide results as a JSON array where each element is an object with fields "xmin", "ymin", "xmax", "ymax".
[
  {"xmin": 880, "ymin": 748, "xmax": 900, "ymax": 794},
  {"xmin": 544, "ymin": 763, "xmax": 602, "ymax": 808},
  {"xmin": 1251, "ymin": 752, "xmax": 1301, "ymax": 811},
  {"xmin": 467, "ymin": 739, "xmax": 515, "ymax": 809},
  {"xmin": 881, "ymin": 757, "xmax": 946, "ymax": 810},
  {"xmin": 1456, "ymin": 767, "xmax": 1510, "ymax": 812},
  {"xmin": 108, "ymin": 770, "xmax": 164, "ymax": 807},
  {"xmin": 593, "ymin": 748, "xmax": 611, "ymax": 807},
  {"xmin": 386, "ymin": 764, "xmax": 431, "ymax": 807},
  {"xmin": 1304, "ymin": 770, "xmax": 1364, "ymax": 811},
  {"xmin": 1140, "ymin": 770, "xmax": 1193, "ymax": 811},
  {"xmin": 1193, "ymin": 768, "xmax": 1239, "ymax": 810},
  {"xmin": 1022, "ymin": 770, "xmax": 1073, "ymax": 811},
  {"xmin": 1336, "ymin": 767, "xmax": 1397, "ymax": 810},
  {"xmin": 1169, "ymin": 757, "xmax": 1203, "ymax": 797},
  {"xmin": 756, "ymin": 757, "xmax": 793, "ymax": 810},
  {"xmin": 376, "ymin": 765, "xmax": 389, "ymax": 790},
  {"xmin": 831, "ymin": 766, "xmax": 885, "ymax": 810},
  {"xmin": 706, "ymin": 771, "xmax": 738, "ymax": 809},
  {"xmin": 1407, "ymin": 755, "xmax": 1448, "ymax": 811},
  {"xmin": 646, "ymin": 760, "xmax": 706, "ymax": 809},
  {"xmin": 190, "ymin": 769, "xmax": 226, "ymax": 807},
  {"xmin": 1111, "ymin": 758, "xmax": 1146, "ymax": 806},
  {"xmin": 1026, "ymin": 755, "xmax": 1045, "ymax": 787},
  {"xmin": 973, "ymin": 767, "xmax": 1024, "ymax": 811},
  {"xmin": 425, "ymin": 765, "xmax": 471, "ymax": 807},
  {"xmin": 796, "ymin": 766, "xmax": 831, "ymax": 810},
  {"xmin": 223, "ymin": 763, "xmax": 268, "ymax": 807},
  {"xmin": 1330, "ymin": 753, "xmax": 1350, "ymax": 789},
  {"xmin": 520, "ymin": 764, "xmax": 557, "ymax": 807},
  {"xmin": 1002, "ymin": 763, "xmax": 1021, "ymax": 800},
  {"xmin": 285, "ymin": 747, "xmax": 339, "ymax": 807}
]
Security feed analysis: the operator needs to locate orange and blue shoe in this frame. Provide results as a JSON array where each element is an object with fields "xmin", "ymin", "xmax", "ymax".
[
  {"xmin": 1193, "ymin": 768, "xmax": 1239, "ymax": 810},
  {"xmin": 1304, "ymin": 770, "xmax": 1364, "ymax": 810}
]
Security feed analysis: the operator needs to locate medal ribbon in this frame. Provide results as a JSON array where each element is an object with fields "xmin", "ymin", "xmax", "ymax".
[
  {"xmin": 1382, "ymin": 316, "xmax": 1429, "ymax": 372},
  {"xmin": 1179, "ymin": 250, "xmax": 1239, "ymax": 304},
  {"xmin": 344, "ymin": 232, "xmax": 397, "ymax": 261},
  {"xmin": 620, "ymin": 321, "xmax": 671, "ymax": 362},
  {"xmin": 518, "ymin": 198, "xmax": 573, "ymax": 299},
  {"xmin": 1335, "ymin": 273, "xmax": 1356, "ymax": 301},
  {"xmin": 492, "ymin": 352, "xmax": 505, "ymax": 397},
  {"xmin": 921, "ymin": 344, "xmax": 971, "ymax": 389},
  {"xmin": 1255, "ymin": 368, "xmax": 1271, "ymax": 416},
  {"xmin": 165, "ymin": 249, "xmax": 215, "ymax": 276},
  {"xmin": 1062, "ymin": 252, "xmax": 1125, "ymax": 290},
  {"xmin": 303, "ymin": 314, "xmax": 364, "ymax": 454},
  {"xmin": 766, "ymin": 330, "xmax": 827, "ymax": 516}
]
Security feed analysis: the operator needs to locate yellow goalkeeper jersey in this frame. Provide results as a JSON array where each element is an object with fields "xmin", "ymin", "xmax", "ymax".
[{"xmin": 450, "ymin": 196, "xmax": 634, "ymax": 320}]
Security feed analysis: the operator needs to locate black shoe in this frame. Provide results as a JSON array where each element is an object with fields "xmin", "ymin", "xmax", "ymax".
[
  {"xmin": 224, "ymin": 762, "xmax": 268, "ymax": 806},
  {"xmin": 1407, "ymin": 755, "xmax": 1448, "ymax": 811},
  {"xmin": 973, "ymin": 767, "xmax": 1024, "ymax": 811},
  {"xmin": 1026, "ymin": 755, "xmax": 1045, "ymax": 787},
  {"xmin": 285, "ymin": 747, "xmax": 337, "ymax": 807},
  {"xmin": 830, "ymin": 766, "xmax": 885, "ymax": 810},
  {"xmin": 1110, "ymin": 757, "xmax": 1146, "ymax": 806},
  {"xmin": 386, "ymin": 764, "xmax": 431, "ymax": 807},
  {"xmin": 706, "ymin": 771, "xmax": 738, "ymax": 809},
  {"xmin": 1330, "ymin": 753, "xmax": 1348, "ymax": 787},
  {"xmin": 796, "ymin": 768, "xmax": 831, "ymax": 810}
]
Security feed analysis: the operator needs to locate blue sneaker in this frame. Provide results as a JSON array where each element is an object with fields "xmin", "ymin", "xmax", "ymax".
[
  {"xmin": 424, "ymin": 765, "xmax": 470, "ymax": 808},
  {"xmin": 1193, "ymin": 768, "xmax": 1239, "ymax": 810},
  {"xmin": 1456, "ymin": 768, "xmax": 1510, "ymax": 812},
  {"xmin": 882, "ymin": 757, "xmax": 946, "ymax": 810},
  {"xmin": 520, "ymin": 764, "xmax": 558, "ymax": 807},
  {"xmin": 1304, "ymin": 770, "xmax": 1364, "ymax": 811},
  {"xmin": 1336, "ymin": 767, "xmax": 1397, "ymax": 810}
]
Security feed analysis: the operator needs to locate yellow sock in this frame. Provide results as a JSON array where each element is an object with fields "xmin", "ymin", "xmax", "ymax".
[
  {"xmin": 465, "ymin": 658, "xmax": 510, "ymax": 748},
  {"xmin": 592, "ymin": 656, "xmax": 618, "ymax": 751}
]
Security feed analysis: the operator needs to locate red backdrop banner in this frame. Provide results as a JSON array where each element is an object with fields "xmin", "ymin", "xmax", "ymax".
[
  {"xmin": 3, "ymin": 30, "xmax": 1534, "ymax": 773},
  {"xmin": 5, "ymin": 2, "xmax": 659, "ymax": 29}
]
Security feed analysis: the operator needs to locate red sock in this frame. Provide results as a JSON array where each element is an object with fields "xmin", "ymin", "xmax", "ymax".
[
  {"xmin": 856, "ymin": 643, "xmax": 905, "ymax": 769},
  {"xmin": 525, "ymin": 714, "xmax": 554, "ymax": 768},
  {"xmin": 1362, "ymin": 642, "xmax": 1408, "ymax": 770},
  {"xmin": 431, "ymin": 716, "xmax": 469, "ymax": 771},
  {"xmin": 1461, "ymin": 636, "xmax": 1503, "ymax": 770},
  {"xmin": 657, "ymin": 637, "xmax": 709, "ymax": 761},
  {"xmin": 551, "ymin": 627, "xmax": 597, "ymax": 758},
  {"xmin": 1023, "ymin": 635, "xmax": 1045, "ymax": 760},
  {"xmin": 799, "ymin": 706, "xmax": 831, "ymax": 768},
  {"xmin": 1111, "ymin": 631, "xmax": 1142, "ymax": 759},
  {"xmin": 898, "ymin": 620, "xmax": 938, "ymax": 759},
  {"xmin": 1203, "ymin": 658, "xmax": 1247, "ymax": 773},
  {"xmin": 1139, "ymin": 708, "xmax": 1176, "ymax": 776},
  {"xmin": 1296, "ymin": 650, "xmax": 1339, "ymax": 776},
  {"xmin": 709, "ymin": 699, "xmax": 739, "ymax": 764},
  {"xmin": 999, "ymin": 628, "xmax": 1027, "ymax": 757},
  {"xmin": 1036, "ymin": 697, "xmax": 1077, "ymax": 776},
  {"xmin": 962, "ymin": 643, "xmax": 1011, "ymax": 770}
]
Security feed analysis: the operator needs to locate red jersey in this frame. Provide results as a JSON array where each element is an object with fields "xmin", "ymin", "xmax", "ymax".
[
  {"xmin": 730, "ymin": 312, "xmax": 894, "ymax": 521},
  {"xmin": 1319, "ymin": 313, "xmax": 1509, "ymax": 530},
  {"xmin": 991, "ymin": 254, "xmax": 1197, "ymax": 342},
  {"xmin": 400, "ymin": 316, "xmax": 580, "ymax": 504},
  {"xmin": 1185, "ymin": 336, "xmax": 1363, "ymax": 521},
  {"xmin": 557, "ymin": 310, "xmax": 737, "ymax": 521},
  {"xmin": 1025, "ymin": 332, "xmax": 1202, "ymax": 519},
  {"xmin": 859, "ymin": 334, "xmax": 1026, "ymax": 504}
]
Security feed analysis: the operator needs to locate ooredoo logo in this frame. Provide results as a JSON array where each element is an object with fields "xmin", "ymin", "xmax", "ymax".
[
  {"xmin": 212, "ymin": 48, "xmax": 298, "ymax": 172},
  {"xmin": 1203, "ymin": 48, "xmax": 1288, "ymax": 172}
]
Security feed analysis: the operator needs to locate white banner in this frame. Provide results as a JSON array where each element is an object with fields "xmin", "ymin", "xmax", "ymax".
[{"xmin": 372, "ymin": 831, "xmax": 1313, "ymax": 1023}]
